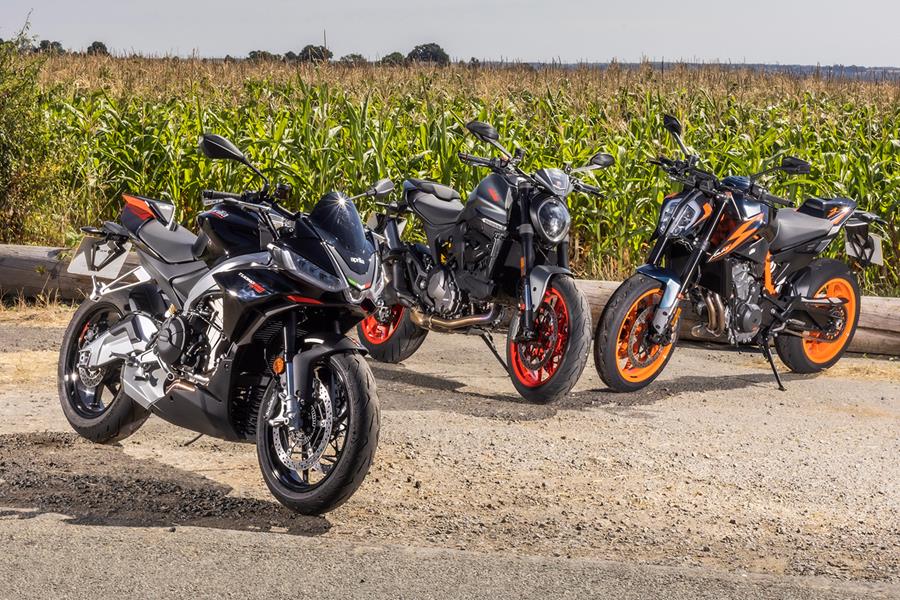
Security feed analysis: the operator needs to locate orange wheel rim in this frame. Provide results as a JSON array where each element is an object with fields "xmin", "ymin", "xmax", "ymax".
[
  {"xmin": 802, "ymin": 278, "xmax": 856, "ymax": 364},
  {"xmin": 361, "ymin": 306, "xmax": 404, "ymax": 344},
  {"xmin": 615, "ymin": 289, "xmax": 677, "ymax": 383}
]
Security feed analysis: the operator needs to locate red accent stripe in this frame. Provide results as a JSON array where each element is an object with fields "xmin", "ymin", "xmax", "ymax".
[{"xmin": 286, "ymin": 295, "xmax": 323, "ymax": 305}]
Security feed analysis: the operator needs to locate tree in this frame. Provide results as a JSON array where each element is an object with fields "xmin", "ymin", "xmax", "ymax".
[
  {"xmin": 247, "ymin": 50, "xmax": 281, "ymax": 62},
  {"xmin": 468, "ymin": 57, "xmax": 481, "ymax": 68},
  {"xmin": 284, "ymin": 50, "xmax": 298, "ymax": 62},
  {"xmin": 86, "ymin": 41, "xmax": 109, "ymax": 56},
  {"xmin": 36, "ymin": 40, "xmax": 65, "ymax": 54},
  {"xmin": 339, "ymin": 53, "xmax": 367, "ymax": 66},
  {"xmin": 406, "ymin": 43, "xmax": 449, "ymax": 66},
  {"xmin": 297, "ymin": 44, "xmax": 332, "ymax": 63},
  {"xmin": 379, "ymin": 52, "xmax": 405, "ymax": 66}
]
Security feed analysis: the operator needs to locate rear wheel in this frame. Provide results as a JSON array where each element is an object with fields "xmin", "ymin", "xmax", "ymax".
[
  {"xmin": 594, "ymin": 274, "xmax": 680, "ymax": 393},
  {"xmin": 57, "ymin": 295, "xmax": 149, "ymax": 443},
  {"xmin": 506, "ymin": 276, "xmax": 591, "ymax": 404},
  {"xmin": 357, "ymin": 305, "xmax": 428, "ymax": 363},
  {"xmin": 775, "ymin": 260, "xmax": 860, "ymax": 374},
  {"xmin": 257, "ymin": 352, "xmax": 379, "ymax": 515}
]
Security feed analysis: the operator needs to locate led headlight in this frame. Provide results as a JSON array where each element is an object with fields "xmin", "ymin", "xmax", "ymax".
[
  {"xmin": 531, "ymin": 197, "xmax": 571, "ymax": 244},
  {"xmin": 657, "ymin": 197, "xmax": 701, "ymax": 237},
  {"xmin": 270, "ymin": 244, "xmax": 347, "ymax": 293}
]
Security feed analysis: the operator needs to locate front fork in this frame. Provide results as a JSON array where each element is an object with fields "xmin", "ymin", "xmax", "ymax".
[
  {"xmin": 644, "ymin": 194, "xmax": 728, "ymax": 342},
  {"xmin": 519, "ymin": 223, "xmax": 537, "ymax": 339}
]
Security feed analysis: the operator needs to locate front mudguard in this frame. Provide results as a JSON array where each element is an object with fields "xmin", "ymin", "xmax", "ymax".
[
  {"xmin": 635, "ymin": 264, "xmax": 683, "ymax": 337},
  {"xmin": 293, "ymin": 333, "xmax": 368, "ymax": 402},
  {"xmin": 528, "ymin": 265, "xmax": 573, "ymax": 308}
]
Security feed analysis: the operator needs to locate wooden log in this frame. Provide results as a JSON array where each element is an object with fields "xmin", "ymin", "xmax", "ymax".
[{"xmin": 1, "ymin": 244, "xmax": 898, "ymax": 356}]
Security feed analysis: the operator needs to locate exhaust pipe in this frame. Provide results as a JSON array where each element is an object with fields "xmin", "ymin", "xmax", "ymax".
[
  {"xmin": 692, "ymin": 291, "xmax": 726, "ymax": 338},
  {"xmin": 409, "ymin": 305, "xmax": 500, "ymax": 331}
]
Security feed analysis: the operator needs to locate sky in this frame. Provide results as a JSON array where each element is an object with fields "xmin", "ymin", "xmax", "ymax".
[{"xmin": 2, "ymin": 0, "xmax": 899, "ymax": 67}]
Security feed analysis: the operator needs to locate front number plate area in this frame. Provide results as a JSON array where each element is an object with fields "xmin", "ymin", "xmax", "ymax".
[{"xmin": 67, "ymin": 237, "xmax": 132, "ymax": 279}]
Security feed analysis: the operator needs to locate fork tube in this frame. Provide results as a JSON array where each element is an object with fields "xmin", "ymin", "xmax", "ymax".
[
  {"xmin": 519, "ymin": 223, "xmax": 536, "ymax": 336},
  {"xmin": 282, "ymin": 310, "xmax": 300, "ymax": 429}
]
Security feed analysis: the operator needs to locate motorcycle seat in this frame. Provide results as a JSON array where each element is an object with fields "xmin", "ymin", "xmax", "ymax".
[
  {"xmin": 137, "ymin": 218, "xmax": 199, "ymax": 264},
  {"xmin": 404, "ymin": 178, "xmax": 461, "ymax": 202},
  {"xmin": 770, "ymin": 208, "xmax": 834, "ymax": 252}
]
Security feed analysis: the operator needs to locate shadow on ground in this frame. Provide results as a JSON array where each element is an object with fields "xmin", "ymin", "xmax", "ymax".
[
  {"xmin": 0, "ymin": 432, "xmax": 329, "ymax": 535},
  {"xmin": 374, "ymin": 361, "xmax": 806, "ymax": 421}
]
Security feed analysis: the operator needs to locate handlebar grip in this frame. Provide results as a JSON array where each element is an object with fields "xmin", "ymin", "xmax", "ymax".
[
  {"xmin": 578, "ymin": 182, "xmax": 602, "ymax": 195},
  {"xmin": 758, "ymin": 191, "xmax": 794, "ymax": 207}
]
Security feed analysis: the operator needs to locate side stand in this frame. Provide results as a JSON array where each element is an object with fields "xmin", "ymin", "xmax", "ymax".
[
  {"xmin": 760, "ymin": 341, "xmax": 786, "ymax": 392},
  {"xmin": 480, "ymin": 331, "xmax": 510, "ymax": 375}
]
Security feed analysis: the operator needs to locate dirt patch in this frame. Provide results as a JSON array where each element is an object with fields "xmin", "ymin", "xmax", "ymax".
[
  {"xmin": 0, "ymin": 351, "xmax": 57, "ymax": 385},
  {"xmin": 0, "ymin": 432, "xmax": 328, "ymax": 534}
]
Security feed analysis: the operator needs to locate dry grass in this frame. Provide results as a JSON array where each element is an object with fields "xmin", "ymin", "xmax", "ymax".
[{"xmin": 0, "ymin": 350, "xmax": 57, "ymax": 385}]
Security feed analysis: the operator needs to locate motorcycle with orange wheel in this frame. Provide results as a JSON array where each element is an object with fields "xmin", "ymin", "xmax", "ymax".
[
  {"xmin": 359, "ymin": 120, "xmax": 614, "ymax": 403},
  {"xmin": 594, "ymin": 115, "xmax": 885, "ymax": 392}
]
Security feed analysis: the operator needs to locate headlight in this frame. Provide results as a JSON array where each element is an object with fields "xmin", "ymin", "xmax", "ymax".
[
  {"xmin": 270, "ymin": 244, "xmax": 347, "ymax": 293},
  {"xmin": 657, "ymin": 196, "xmax": 701, "ymax": 237},
  {"xmin": 531, "ymin": 197, "xmax": 571, "ymax": 244}
]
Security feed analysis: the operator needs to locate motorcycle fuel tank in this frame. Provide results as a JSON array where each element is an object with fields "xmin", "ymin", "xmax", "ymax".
[
  {"xmin": 462, "ymin": 173, "xmax": 513, "ymax": 225},
  {"xmin": 194, "ymin": 203, "xmax": 267, "ymax": 266}
]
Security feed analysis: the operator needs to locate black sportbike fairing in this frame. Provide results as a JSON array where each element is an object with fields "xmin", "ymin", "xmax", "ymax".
[{"xmin": 73, "ymin": 174, "xmax": 383, "ymax": 443}]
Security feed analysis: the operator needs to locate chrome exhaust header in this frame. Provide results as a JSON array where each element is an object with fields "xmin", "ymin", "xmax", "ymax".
[{"xmin": 409, "ymin": 305, "xmax": 501, "ymax": 331}]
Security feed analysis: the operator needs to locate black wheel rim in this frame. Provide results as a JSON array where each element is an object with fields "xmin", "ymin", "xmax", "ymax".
[
  {"xmin": 64, "ymin": 305, "xmax": 125, "ymax": 419},
  {"xmin": 262, "ymin": 359, "xmax": 352, "ymax": 493}
]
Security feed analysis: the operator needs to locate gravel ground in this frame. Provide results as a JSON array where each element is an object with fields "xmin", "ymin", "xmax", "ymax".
[{"xmin": 0, "ymin": 307, "xmax": 897, "ymax": 598}]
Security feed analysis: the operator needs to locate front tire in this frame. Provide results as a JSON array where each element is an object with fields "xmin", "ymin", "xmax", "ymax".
[
  {"xmin": 775, "ymin": 259, "xmax": 860, "ymax": 374},
  {"xmin": 506, "ymin": 276, "xmax": 591, "ymax": 404},
  {"xmin": 57, "ymin": 294, "xmax": 149, "ymax": 444},
  {"xmin": 257, "ymin": 352, "xmax": 379, "ymax": 515},
  {"xmin": 357, "ymin": 305, "xmax": 428, "ymax": 363},
  {"xmin": 594, "ymin": 274, "xmax": 679, "ymax": 393}
]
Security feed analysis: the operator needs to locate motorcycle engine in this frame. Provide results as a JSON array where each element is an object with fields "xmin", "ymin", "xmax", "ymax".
[
  {"xmin": 155, "ymin": 298, "xmax": 224, "ymax": 375},
  {"xmin": 728, "ymin": 261, "xmax": 763, "ymax": 343},
  {"xmin": 426, "ymin": 267, "xmax": 461, "ymax": 315}
]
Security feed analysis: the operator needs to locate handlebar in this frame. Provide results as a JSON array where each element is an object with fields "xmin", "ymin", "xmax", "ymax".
[
  {"xmin": 756, "ymin": 191, "xmax": 794, "ymax": 208},
  {"xmin": 458, "ymin": 152, "xmax": 507, "ymax": 170},
  {"xmin": 574, "ymin": 180, "xmax": 602, "ymax": 196}
]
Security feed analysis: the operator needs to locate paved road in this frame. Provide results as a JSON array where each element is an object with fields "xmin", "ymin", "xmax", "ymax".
[{"xmin": 0, "ymin": 309, "xmax": 897, "ymax": 599}]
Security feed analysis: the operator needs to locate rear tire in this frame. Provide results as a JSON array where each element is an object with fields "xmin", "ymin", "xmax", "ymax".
[
  {"xmin": 775, "ymin": 259, "xmax": 860, "ymax": 374},
  {"xmin": 57, "ymin": 294, "xmax": 149, "ymax": 444},
  {"xmin": 594, "ymin": 274, "xmax": 679, "ymax": 393},
  {"xmin": 506, "ymin": 276, "xmax": 591, "ymax": 404},
  {"xmin": 257, "ymin": 353, "xmax": 379, "ymax": 515},
  {"xmin": 357, "ymin": 305, "xmax": 428, "ymax": 363}
]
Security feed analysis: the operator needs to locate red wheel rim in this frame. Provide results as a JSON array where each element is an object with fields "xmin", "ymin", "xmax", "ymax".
[
  {"xmin": 509, "ymin": 287, "xmax": 570, "ymax": 388},
  {"xmin": 361, "ymin": 306, "xmax": 404, "ymax": 344}
]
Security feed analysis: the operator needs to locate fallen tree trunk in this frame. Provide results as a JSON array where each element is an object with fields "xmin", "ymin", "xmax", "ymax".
[{"xmin": 2, "ymin": 244, "xmax": 899, "ymax": 356}]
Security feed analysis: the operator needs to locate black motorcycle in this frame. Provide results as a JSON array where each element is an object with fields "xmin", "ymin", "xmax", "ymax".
[
  {"xmin": 594, "ymin": 115, "xmax": 885, "ymax": 392},
  {"xmin": 358, "ymin": 121, "xmax": 614, "ymax": 403},
  {"xmin": 60, "ymin": 134, "xmax": 391, "ymax": 514}
]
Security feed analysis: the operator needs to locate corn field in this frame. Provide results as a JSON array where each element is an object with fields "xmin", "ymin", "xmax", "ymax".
[{"xmin": 3, "ymin": 54, "xmax": 899, "ymax": 292}]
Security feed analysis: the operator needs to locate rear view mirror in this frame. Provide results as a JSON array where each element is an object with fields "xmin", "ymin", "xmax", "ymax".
[
  {"xmin": 370, "ymin": 178, "xmax": 395, "ymax": 198},
  {"xmin": 591, "ymin": 152, "xmax": 615, "ymax": 168},
  {"xmin": 466, "ymin": 121, "xmax": 500, "ymax": 143},
  {"xmin": 781, "ymin": 156, "xmax": 811, "ymax": 175},
  {"xmin": 199, "ymin": 134, "xmax": 247, "ymax": 164},
  {"xmin": 663, "ymin": 115, "xmax": 683, "ymax": 137}
]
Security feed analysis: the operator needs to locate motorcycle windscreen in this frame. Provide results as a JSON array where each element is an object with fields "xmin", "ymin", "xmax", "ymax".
[{"xmin": 309, "ymin": 192, "xmax": 374, "ymax": 274}]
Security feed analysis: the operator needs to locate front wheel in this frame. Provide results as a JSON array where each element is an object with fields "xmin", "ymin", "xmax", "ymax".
[
  {"xmin": 506, "ymin": 276, "xmax": 591, "ymax": 404},
  {"xmin": 775, "ymin": 259, "xmax": 860, "ymax": 374},
  {"xmin": 594, "ymin": 274, "xmax": 679, "ymax": 393},
  {"xmin": 357, "ymin": 305, "xmax": 428, "ymax": 363},
  {"xmin": 257, "ymin": 352, "xmax": 379, "ymax": 515}
]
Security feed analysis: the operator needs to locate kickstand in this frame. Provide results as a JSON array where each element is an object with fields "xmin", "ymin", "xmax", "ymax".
[
  {"xmin": 480, "ymin": 331, "xmax": 510, "ymax": 375},
  {"xmin": 182, "ymin": 433, "xmax": 204, "ymax": 447},
  {"xmin": 760, "ymin": 342, "xmax": 786, "ymax": 392}
]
